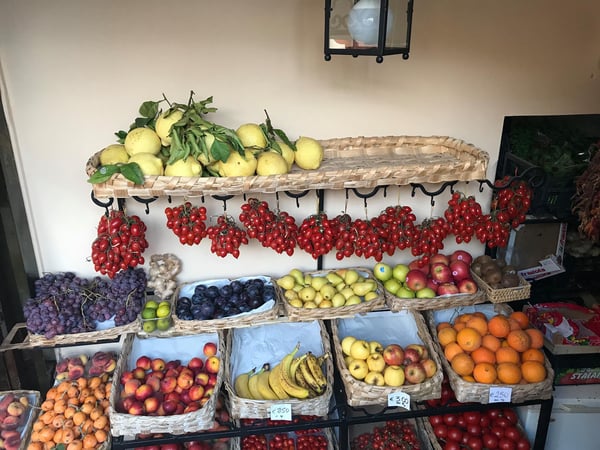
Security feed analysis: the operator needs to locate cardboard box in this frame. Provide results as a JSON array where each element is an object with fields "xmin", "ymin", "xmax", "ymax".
[{"xmin": 498, "ymin": 222, "xmax": 567, "ymax": 281}]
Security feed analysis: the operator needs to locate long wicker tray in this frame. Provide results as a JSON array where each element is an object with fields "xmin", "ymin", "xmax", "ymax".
[
  {"xmin": 108, "ymin": 332, "xmax": 224, "ymax": 436},
  {"xmin": 25, "ymin": 320, "xmax": 139, "ymax": 348},
  {"xmin": 224, "ymin": 320, "xmax": 334, "ymax": 419},
  {"xmin": 385, "ymin": 289, "xmax": 486, "ymax": 312},
  {"xmin": 86, "ymin": 135, "xmax": 489, "ymax": 198},
  {"xmin": 331, "ymin": 310, "xmax": 443, "ymax": 407},
  {"xmin": 281, "ymin": 268, "xmax": 386, "ymax": 322},
  {"xmin": 230, "ymin": 425, "xmax": 337, "ymax": 450},
  {"xmin": 425, "ymin": 304, "xmax": 554, "ymax": 404}
]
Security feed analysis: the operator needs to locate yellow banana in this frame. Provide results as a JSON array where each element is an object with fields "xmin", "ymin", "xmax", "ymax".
[
  {"xmin": 294, "ymin": 366, "xmax": 319, "ymax": 398},
  {"xmin": 298, "ymin": 358, "xmax": 324, "ymax": 395},
  {"xmin": 248, "ymin": 366, "xmax": 265, "ymax": 399},
  {"xmin": 234, "ymin": 367, "xmax": 256, "ymax": 399},
  {"xmin": 290, "ymin": 354, "xmax": 308, "ymax": 379},
  {"xmin": 268, "ymin": 363, "xmax": 291, "ymax": 400},
  {"xmin": 305, "ymin": 352, "xmax": 328, "ymax": 392},
  {"xmin": 316, "ymin": 352, "xmax": 330, "ymax": 367},
  {"xmin": 278, "ymin": 344, "xmax": 310, "ymax": 399},
  {"xmin": 256, "ymin": 366, "xmax": 280, "ymax": 400}
]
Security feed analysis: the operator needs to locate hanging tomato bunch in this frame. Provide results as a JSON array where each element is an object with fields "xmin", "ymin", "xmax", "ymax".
[
  {"xmin": 91, "ymin": 210, "xmax": 148, "ymax": 278},
  {"xmin": 164, "ymin": 202, "xmax": 208, "ymax": 245}
]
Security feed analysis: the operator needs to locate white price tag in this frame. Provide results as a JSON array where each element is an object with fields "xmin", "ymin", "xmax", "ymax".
[
  {"xmin": 388, "ymin": 391, "xmax": 411, "ymax": 409},
  {"xmin": 270, "ymin": 403, "xmax": 292, "ymax": 421},
  {"xmin": 489, "ymin": 387, "xmax": 512, "ymax": 403}
]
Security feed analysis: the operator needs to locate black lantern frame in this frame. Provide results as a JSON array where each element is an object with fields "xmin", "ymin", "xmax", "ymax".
[{"xmin": 324, "ymin": 0, "xmax": 414, "ymax": 63}]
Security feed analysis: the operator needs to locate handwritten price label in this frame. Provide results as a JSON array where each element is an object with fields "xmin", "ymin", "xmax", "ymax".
[
  {"xmin": 388, "ymin": 391, "xmax": 411, "ymax": 410},
  {"xmin": 270, "ymin": 403, "xmax": 292, "ymax": 421},
  {"xmin": 489, "ymin": 387, "xmax": 512, "ymax": 403}
]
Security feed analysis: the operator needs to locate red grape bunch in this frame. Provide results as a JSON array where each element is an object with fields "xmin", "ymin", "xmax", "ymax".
[
  {"xmin": 207, "ymin": 214, "xmax": 249, "ymax": 258},
  {"xmin": 164, "ymin": 201, "xmax": 208, "ymax": 245},
  {"xmin": 91, "ymin": 210, "xmax": 148, "ymax": 278}
]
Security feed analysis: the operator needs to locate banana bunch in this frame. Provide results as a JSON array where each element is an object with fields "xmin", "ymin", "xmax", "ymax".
[{"xmin": 233, "ymin": 344, "xmax": 329, "ymax": 400}]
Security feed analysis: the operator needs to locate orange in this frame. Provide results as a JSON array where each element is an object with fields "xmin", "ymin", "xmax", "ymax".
[
  {"xmin": 451, "ymin": 352, "xmax": 475, "ymax": 376},
  {"xmin": 525, "ymin": 328, "xmax": 544, "ymax": 349},
  {"xmin": 438, "ymin": 327, "xmax": 458, "ymax": 347},
  {"xmin": 453, "ymin": 322, "xmax": 466, "ymax": 332},
  {"xmin": 521, "ymin": 348, "xmax": 545, "ymax": 364},
  {"xmin": 496, "ymin": 346, "xmax": 520, "ymax": 364},
  {"xmin": 456, "ymin": 313, "xmax": 474, "ymax": 324},
  {"xmin": 510, "ymin": 311, "xmax": 530, "ymax": 329},
  {"xmin": 496, "ymin": 362, "xmax": 522, "ymax": 384},
  {"xmin": 444, "ymin": 342, "xmax": 464, "ymax": 362},
  {"xmin": 462, "ymin": 375, "xmax": 476, "ymax": 382},
  {"xmin": 473, "ymin": 362, "xmax": 497, "ymax": 384},
  {"xmin": 466, "ymin": 316, "xmax": 489, "ymax": 336},
  {"xmin": 508, "ymin": 318, "xmax": 522, "ymax": 331},
  {"xmin": 437, "ymin": 321, "xmax": 452, "ymax": 332},
  {"xmin": 471, "ymin": 346, "xmax": 496, "ymax": 365},
  {"xmin": 457, "ymin": 327, "xmax": 482, "ymax": 352},
  {"xmin": 472, "ymin": 311, "xmax": 488, "ymax": 320},
  {"xmin": 488, "ymin": 315, "xmax": 511, "ymax": 338},
  {"xmin": 521, "ymin": 361, "xmax": 547, "ymax": 383},
  {"xmin": 482, "ymin": 334, "xmax": 502, "ymax": 352},
  {"xmin": 507, "ymin": 329, "xmax": 531, "ymax": 352}
]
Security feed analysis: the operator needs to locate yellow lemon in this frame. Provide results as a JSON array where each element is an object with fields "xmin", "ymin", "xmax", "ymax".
[
  {"xmin": 294, "ymin": 136, "xmax": 324, "ymax": 170},
  {"xmin": 128, "ymin": 153, "xmax": 164, "ymax": 176},
  {"xmin": 155, "ymin": 110, "xmax": 184, "ymax": 146},
  {"xmin": 256, "ymin": 151, "xmax": 289, "ymax": 176},
  {"xmin": 124, "ymin": 127, "xmax": 162, "ymax": 156},
  {"xmin": 236, "ymin": 123, "xmax": 267, "ymax": 148},
  {"xmin": 99, "ymin": 144, "xmax": 129, "ymax": 165},
  {"xmin": 218, "ymin": 150, "xmax": 257, "ymax": 177}
]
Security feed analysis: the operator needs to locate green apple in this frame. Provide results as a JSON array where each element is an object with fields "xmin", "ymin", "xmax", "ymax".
[
  {"xmin": 416, "ymin": 287, "xmax": 436, "ymax": 298},
  {"xmin": 341, "ymin": 336, "xmax": 357, "ymax": 356},
  {"xmin": 373, "ymin": 263, "xmax": 393, "ymax": 281},
  {"xmin": 392, "ymin": 264, "xmax": 410, "ymax": 282},
  {"xmin": 384, "ymin": 278, "xmax": 402, "ymax": 295},
  {"xmin": 395, "ymin": 286, "xmax": 416, "ymax": 298}
]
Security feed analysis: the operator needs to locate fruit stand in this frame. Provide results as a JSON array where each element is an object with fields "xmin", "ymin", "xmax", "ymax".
[{"xmin": 0, "ymin": 123, "xmax": 559, "ymax": 450}]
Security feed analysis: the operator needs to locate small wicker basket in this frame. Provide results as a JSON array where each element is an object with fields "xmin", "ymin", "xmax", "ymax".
[
  {"xmin": 172, "ymin": 276, "xmax": 282, "ymax": 333},
  {"xmin": 108, "ymin": 332, "xmax": 224, "ymax": 436},
  {"xmin": 331, "ymin": 310, "xmax": 443, "ymax": 407},
  {"xmin": 471, "ymin": 271, "xmax": 531, "ymax": 304},
  {"xmin": 425, "ymin": 304, "xmax": 554, "ymax": 404},
  {"xmin": 281, "ymin": 268, "xmax": 386, "ymax": 322},
  {"xmin": 26, "ymin": 320, "xmax": 139, "ymax": 348},
  {"xmin": 385, "ymin": 289, "xmax": 486, "ymax": 312},
  {"xmin": 224, "ymin": 320, "xmax": 334, "ymax": 419}
]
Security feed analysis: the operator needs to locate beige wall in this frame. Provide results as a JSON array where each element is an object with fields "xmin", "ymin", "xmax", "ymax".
[{"xmin": 0, "ymin": 0, "xmax": 599, "ymax": 280}]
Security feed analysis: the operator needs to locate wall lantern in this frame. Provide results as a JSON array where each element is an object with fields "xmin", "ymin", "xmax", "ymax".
[{"xmin": 324, "ymin": 0, "xmax": 414, "ymax": 63}]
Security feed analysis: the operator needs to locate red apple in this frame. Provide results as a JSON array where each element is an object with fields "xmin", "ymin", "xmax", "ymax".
[
  {"xmin": 123, "ymin": 379, "xmax": 142, "ymax": 396},
  {"xmin": 132, "ymin": 367, "xmax": 147, "ymax": 380},
  {"xmin": 164, "ymin": 392, "xmax": 180, "ymax": 404},
  {"xmin": 184, "ymin": 402, "xmax": 201, "ymax": 413},
  {"xmin": 134, "ymin": 384, "xmax": 154, "ymax": 401},
  {"xmin": 405, "ymin": 343, "xmax": 428, "ymax": 360},
  {"xmin": 179, "ymin": 389, "xmax": 191, "ymax": 405},
  {"xmin": 450, "ymin": 250, "xmax": 473, "ymax": 266},
  {"xmin": 165, "ymin": 368, "xmax": 179, "ymax": 379},
  {"xmin": 177, "ymin": 372, "xmax": 194, "ymax": 390},
  {"xmin": 188, "ymin": 385, "xmax": 205, "ymax": 401},
  {"xmin": 437, "ymin": 282, "xmax": 459, "ymax": 296},
  {"xmin": 205, "ymin": 356, "xmax": 220, "ymax": 374},
  {"xmin": 148, "ymin": 370, "xmax": 165, "ymax": 380},
  {"xmin": 430, "ymin": 262, "xmax": 452, "ymax": 283},
  {"xmin": 187, "ymin": 357, "xmax": 204, "ymax": 371},
  {"xmin": 162, "ymin": 399, "xmax": 178, "ymax": 415},
  {"xmin": 405, "ymin": 270, "xmax": 428, "ymax": 291},
  {"xmin": 203, "ymin": 387, "xmax": 215, "ymax": 399},
  {"xmin": 430, "ymin": 254, "xmax": 450, "ymax": 265},
  {"xmin": 151, "ymin": 358, "xmax": 166, "ymax": 372},
  {"xmin": 457, "ymin": 278, "xmax": 478, "ymax": 294},
  {"xmin": 382, "ymin": 344, "xmax": 405, "ymax": 366},
  {"xmin": 121, "ymin": 396, "xmax": 136, "ymax": 412},
  {"xmin": 403, "ymin": 348, "xmax": 421, "ymax": 364},
  {"xmin": 128, "ymin": 400, "xmax": 145, "ymax": 415},
  {"xmin": 143, "ymin": 396, "xmax": 160, "ymax": 414},
  {"xmin": 120, "ymin": 371, "xmax": 134, "ymax": 385},
  {"xmin": 194, "ymin": 372, "xmax": 209, "ymax": 386},
  {"xmin": 136, "ymin": 356, "xmax": 152, "ymax": 371},
  {"xmin": 160, "ymin": 376, "xmax": 177, "ymax": 394},
  {"xmin": 421, "ymin": 358, "xmax": 438, "ymax": 378},
  {"xmin": 426, "ymin": 278, "xmax": 439, "ymax": 294},
  {"xmin": 404, "ymin": 362, "xmax": 427, "ymax": 384},
  {"xmin": 450, "ymin": 260, "xmax": 471, "ymax": 282},
  {"xmin": 207, "ymin": 373, "xmax": 218, "ymax": 388},
  {"xmin": 408, "ymin": 260, "xmax": 430, "ymax": 275},
  {"xmin": 145, "ymin": 375, "xmax": 161, "ymax": 393},
  {"xmin": 203, "ymin": 342, "xmax": 218, "ymax": 357},
  {"xmin": 165, "ymin": 360, "xmax": 181, "ymax": 371}
]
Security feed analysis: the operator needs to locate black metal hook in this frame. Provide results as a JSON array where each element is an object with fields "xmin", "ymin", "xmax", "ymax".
[
  {"xmin": 283, "ymin": 190, "xmax": 310, "ymax": 208},
  {"xmin": 410, "ymin": 181, "xmax": 457, "ymax": 206},
  {"xmin": 477, "ymin": 168, "xmax": 547, "ymax": 193},
  {"xmin": 350, "ymin": 186, "xmax": 385, "ymax": 208},
  {"xmin": 132, "ymin": 196, "xmax": 158, "ymax": 215},
  {"xmin": 90, "ymin": 191, "xmax": 113, "ymax": 216},
  {"xmin": 212, "ymin": 194, "xmax": 234, "ymax": 211}
]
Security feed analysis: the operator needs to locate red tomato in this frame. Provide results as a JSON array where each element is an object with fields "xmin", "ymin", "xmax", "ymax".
[
  {"xmin": 483, "ymin": 432, "xmax": 499, "ymax": 449},
  {"xmin": 516, "ymin": 437, "xmax": 531, "ymax": 450},
  {"xmin": 447, "ymin": 426, "xmax": 463, "ymax": 443},
  {"xmin": 429, "ymin": 415, "xmax": 444, "ymax": 426},
  {"xmin": 443, "ymin": 413, "xmax": 459, "ymax": 426},
  {"xmin": 434, "ymin": 424, "xmax": 448, "ymax": 439},
  {"xmin": 498, "ymin": 437, "xmax": 517, "ymax": 450},
  {"xmin": 443, "ymin": 440, "xmax": 461, "ymax": 450},
  {"xmin": 467, "ymin": 436, "xmax": 484, "ymax": 450},
  {"xmin": 504, "ymin": 425, "xmax": 521, "ymax": 441},
  {"xmin": 464, "ymin": 411, "xmax": 481, "ymax": 425},
  {"xmin": 467, "ymin": 423, "xmax": 482, "ymax": 436},
  {"xmin": 503, "ymin": 408, "xmax": 519, "ymax": 425}
]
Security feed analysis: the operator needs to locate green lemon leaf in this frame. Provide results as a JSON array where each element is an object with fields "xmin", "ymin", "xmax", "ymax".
[
  {"xmin": 114, "ymin": 130, "xmax": 128, "ymax": 144},
  {"xmin": 120, "ymin": 163, "xmax": 145, "ymax": 185},
  {"xmin": 211, "ymin": 140, "xmax": 232, "ymax": 163},
  {"xmin": 139, "ymin": 100, "xmax": 159, "ymax": 119},
  {"xmin": 87, "ymin": 165, "xmax": 120, "ymax": 184}
]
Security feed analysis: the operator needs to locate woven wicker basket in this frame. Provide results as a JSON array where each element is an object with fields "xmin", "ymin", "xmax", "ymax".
[
  {"xmin": 471, "ymin": 271, "xmax": 531, "ymax": 304},
  {"xmin": 25, "ymin": 319, "xmax": 139, "ymax": 348},
  {"xmin": 86, "ymin": 135, "xmax": 489, "ymax": 198},
  {"xmin": 425, "ymin": 304, "xmax": 554, "ymax": 404},
  {"xmin": 385, "ymin": 289, "xmax": 486, "ymax": 312},
  {"xmin": 331, "ymin": 310, "xmax": 443, "ymax": 407},
  {"xmin": 108, "ymin": 332, "xmax": 224, "ymax": 436},
  {"xmin": 281, "ymin": 268, "xmax": 386, "ymax": 322},
  {"xmin": 224, "ymin": 320, "xmax": 334, "ymax": 419},
  {"xmin": 172, "ymin": 276, "xmax": 282, "ymax": 333},
  {"xmin": 230, "ymin": 426, "xmax": 337, "ymax": 450}
]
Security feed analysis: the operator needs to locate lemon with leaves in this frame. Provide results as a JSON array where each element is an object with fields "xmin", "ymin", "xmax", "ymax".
[
  {"xmin": 236, "ymin": 123, "xmax": 267, "ymax": 149},
  {"xmin": 125, "ymin": 127, "xmax": 162, "ymax": 156},
  {"xmin": 218, "ymin": 150, "xmax": 257, "ymax": 177}
]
